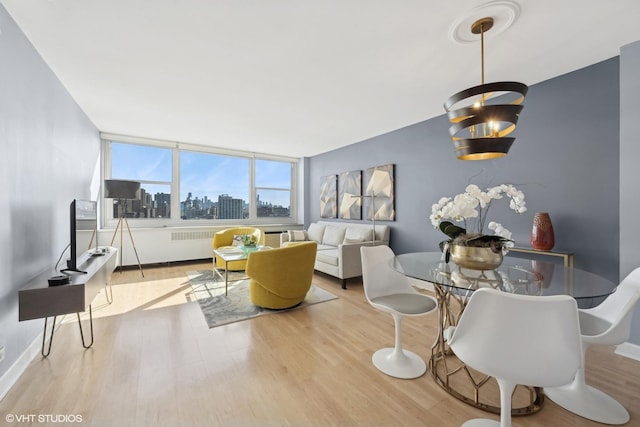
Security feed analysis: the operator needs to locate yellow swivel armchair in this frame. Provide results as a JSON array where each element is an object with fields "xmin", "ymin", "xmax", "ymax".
[
  {"xmin": 246, "ymin": 241, "xmax": 317, "ymax": 309},
  {"xmin": 212, "ymin": 227, "xmax": 265, "ymax": 271}
]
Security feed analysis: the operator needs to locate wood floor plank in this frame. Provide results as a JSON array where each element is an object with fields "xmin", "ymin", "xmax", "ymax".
[{"xmin": 1, "ymin": 260, "xmax": 639, "ymax": 426}]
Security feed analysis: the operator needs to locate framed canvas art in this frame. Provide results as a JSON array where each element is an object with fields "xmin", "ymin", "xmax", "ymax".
[
  {"xmin": 320, "ymin": 174, "xmax": 338, "ymax": 218},
  {"xmin": 338, "ymin": 170, "xmax": 362, "ymax": 219},
  {"xmin": 364, "ymin": 164, "xmax": 395, "ymax": 221}
]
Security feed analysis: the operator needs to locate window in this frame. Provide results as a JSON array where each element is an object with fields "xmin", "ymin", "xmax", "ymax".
[
  {"xmin": 180, "ymin": 151, "xmax": 250, "ymax": 220},
  {"xmin": 102, "ymin": 136, "xmax": 297, "ymax": 227},
  {"xmin": 110, "ymin": 142, "xmax": 172, "ymax": 219},
  {"xmin": 255, "ymin": 159, "xmax": 292, "ymax": 218}
]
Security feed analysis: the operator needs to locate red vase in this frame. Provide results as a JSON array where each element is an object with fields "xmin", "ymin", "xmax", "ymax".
[{"xmin": 530, "ymin": 212, "xmax": 555, "ymax": 251}]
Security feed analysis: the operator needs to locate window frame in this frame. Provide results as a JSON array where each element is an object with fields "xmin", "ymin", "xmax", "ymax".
[
  {"xmin": 254, "ymin": 158, "xmax": 294, "ymax": 220},
  {"xmin": 101, "ymin": 134, "xmax": 299, "ymax": 229}
]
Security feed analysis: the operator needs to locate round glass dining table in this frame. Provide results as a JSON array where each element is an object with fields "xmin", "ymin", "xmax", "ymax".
[{"xmin": 392, "ymin": 252, "xmax": 618, "ymax": 416}]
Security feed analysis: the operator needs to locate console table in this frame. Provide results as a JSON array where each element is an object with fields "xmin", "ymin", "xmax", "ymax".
[
  {"xmin": 508, "ymin": 246, "xmax": 574, "ymax": 268},
  {"xmin": 18, "ymin": 247, "xmax": 118, "ymax": 357}
]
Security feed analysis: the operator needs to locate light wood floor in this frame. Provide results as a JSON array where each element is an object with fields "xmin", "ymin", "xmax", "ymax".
[{"xmin": 1, "ymin": 260, "xmax": 639, "ymax": 427}]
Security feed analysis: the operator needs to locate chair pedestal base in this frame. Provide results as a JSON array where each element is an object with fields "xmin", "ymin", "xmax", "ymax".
[
  {"xmin": 372, "ymin": 347, "xmax": 426, "ymax": 379},
  {"xmin": 544, "ymin": 383, "xmax": 630, "ymax": 425},
  {"xmin": 462, "ymin": 420, "xmax": 500, "ymax": 427}
]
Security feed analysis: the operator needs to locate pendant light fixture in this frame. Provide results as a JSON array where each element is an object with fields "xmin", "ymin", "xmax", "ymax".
[{"xmin": 444, "ymin": 16, "xmax": 527, "ymax": 160}]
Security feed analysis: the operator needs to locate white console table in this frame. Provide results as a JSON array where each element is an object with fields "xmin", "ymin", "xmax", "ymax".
[{"xmin": 18, "ymin": 247, "xmax": 118, "ymax": 357}]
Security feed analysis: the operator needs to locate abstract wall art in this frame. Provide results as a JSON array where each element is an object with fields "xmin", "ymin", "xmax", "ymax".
[
  {"xmin": 338, "ymin": 170, "xmax": 362, "ymax": 219},
  {"xmin": 319, "ymin": 174, "xmax": 338, "ymax": 218},
  {"xmin": 364, "ymin": 164, "xmax": 395, "ymax": 221}
]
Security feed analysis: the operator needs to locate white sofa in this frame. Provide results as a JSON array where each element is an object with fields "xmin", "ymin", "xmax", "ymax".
[{"xmin": 280, "ymin": 221, "xmax": 390, "ymax": 289}]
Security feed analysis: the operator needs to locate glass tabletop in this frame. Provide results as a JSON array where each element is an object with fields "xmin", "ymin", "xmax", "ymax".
[
  {"xmin": 213, "ymin": 247, "xmax": 248, "ymax": 262},
  {"xmin": 392, "ymin": 252, "xmax": 617, "ymax": 303},
  {"xmin": 214, "ymin": 245, "xmax": 272, "ymax": 262}
]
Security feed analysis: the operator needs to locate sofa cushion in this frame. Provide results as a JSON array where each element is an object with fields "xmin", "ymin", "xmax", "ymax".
[
  {"xmin": 287, "ymin": 230, "xmax": 308, "ymax": 242},
  {"xmin": 316, "ymin": 243, "xmax": 336, "ymax": 251},
  {"xmin": 307, "ymin": 223, "xmax": 326, "ymax": 243},
  {"xmin": 344, "ymin": 237, "xmax": 366, "ymax": 244},
  {"xmin": 316, "ymin": 248, "xmax": 339, "ymax": 266},
  {"xmin": 322, "ymin": 225, "xmax": 346, "ymax": 247},
  {"xmin": 344, "ymin": 227, "xmax": 373, "ymax": 243}
]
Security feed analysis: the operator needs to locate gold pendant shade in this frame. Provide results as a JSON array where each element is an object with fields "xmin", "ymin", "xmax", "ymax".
[{"xmin": 444, "ymin": 17, "xmax": 528, "ymax": 160}]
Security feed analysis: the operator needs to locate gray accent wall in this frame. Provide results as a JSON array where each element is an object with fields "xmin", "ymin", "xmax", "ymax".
[
  {"xmin": 309, "ymin": 57, "xmax": 631, "ymax": 334},
  {"xmin": 620, "ymin": 40, "xmax": 640, "ymax": 343},
  {"xmin": 0, "ymin": 5, "xmax": 100, "ymax": 379}
]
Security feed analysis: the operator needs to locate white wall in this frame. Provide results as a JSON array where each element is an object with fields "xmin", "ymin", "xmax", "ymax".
[{"xmin": 101, "ymin": 224, "xmax": 291, "ymax": 267}]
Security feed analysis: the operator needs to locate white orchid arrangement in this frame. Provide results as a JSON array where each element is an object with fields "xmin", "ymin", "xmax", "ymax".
[{"xmin": 430, "ymin": 184, "xmax": 527, "ymax": 249}]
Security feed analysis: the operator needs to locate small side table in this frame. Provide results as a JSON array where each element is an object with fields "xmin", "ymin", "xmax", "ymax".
[
  {"xmin": 212, "ymin": 248, "xmax": 249, "ymax": 296},
  {"xmin": 508, "ymin": 247, "xmax": 574, "ymax": 268}
]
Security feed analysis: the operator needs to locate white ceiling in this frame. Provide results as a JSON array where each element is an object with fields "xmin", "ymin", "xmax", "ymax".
[{"xmin": 3, "ymin": 0, "xmax": 640, "ymax": 157}]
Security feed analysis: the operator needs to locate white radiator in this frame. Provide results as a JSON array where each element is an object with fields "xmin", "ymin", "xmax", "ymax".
[
  {"xmin": 170, "ymin": 230, "xmax": 216, "ymax": 241},
  {"xmin": 97, "ymin": 227, "xmax": 288, "ymax": 266}
]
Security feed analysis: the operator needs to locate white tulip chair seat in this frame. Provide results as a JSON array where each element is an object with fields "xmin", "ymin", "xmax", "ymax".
[
  {"xmin": 445, "ymin": 287, "xmax": 582, "ymax": 427},
  {"xmin": 360, "ymin": 245, "xmax": 438, "ymax": 379},
  {"xmin": 544, "ymin": 267, "xmax": 640, "ymax": 425}
]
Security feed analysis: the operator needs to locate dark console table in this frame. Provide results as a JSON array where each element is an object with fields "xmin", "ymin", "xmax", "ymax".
[{"xmin": 18, "ymin": 247, "xmax": 118, "ymax": 357}]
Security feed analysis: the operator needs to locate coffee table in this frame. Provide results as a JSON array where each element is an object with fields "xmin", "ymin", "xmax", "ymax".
[
  {"xmin": 212, "ymin": 248, "xmax": 250, "ymax": 296},
  {"xmin": 213, "ymin": 246, "xmax": 271, "ymax": 295}
]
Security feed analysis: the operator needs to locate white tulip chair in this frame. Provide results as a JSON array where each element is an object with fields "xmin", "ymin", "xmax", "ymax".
[
  {"xmin": 445, "ymin": 287, "xmax": 582, "ymax": 427},
  {"xmin": 360, "ymin": 245, "xmax": 438, "ymax": 379},
  {"xmin": 545, "ymin": 267, "xmax": 640, "ymax": 425}
]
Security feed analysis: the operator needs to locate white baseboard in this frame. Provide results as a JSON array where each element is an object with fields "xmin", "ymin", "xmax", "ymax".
[
  {"xmin": 0, "ymin": 332, "xmax": 43, "ymax": 401},
  {"xmin": 615, "ymin": 342, "xmax": 640, "ymax": 361}
]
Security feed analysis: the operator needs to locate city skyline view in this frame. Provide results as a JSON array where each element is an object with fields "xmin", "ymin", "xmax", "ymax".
[{"xmin": 110, "ymin": 142, "xmax": 292, "ymax": 219}]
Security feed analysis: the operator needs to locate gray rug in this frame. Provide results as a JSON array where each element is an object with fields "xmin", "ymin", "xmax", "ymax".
[{"xmin": 186, "ymin": 270, "xmax": 338, "ymax": 328}]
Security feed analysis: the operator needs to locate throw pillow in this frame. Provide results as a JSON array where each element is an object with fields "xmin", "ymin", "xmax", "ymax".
[
  {"xmin": 231, "ymin": 234, "xmax": 243, "ymax": 246},
  {"xmin": 322, "ymin": 225, "xmax": 346, "ymax": 246},
  {"xmin": 307, "ymin": 223, "xmax": 326, "ymax": 243},
  {"xmin": 287, "ymin": 230, "xmax": 308, "ymax": 242},
  {"xmin": 344, "ymin": 237, "xmax": 365, "ymax": 244},
  {"xmin": 344, "ymin": 228, "xmax": 373, "ymax": 243}
]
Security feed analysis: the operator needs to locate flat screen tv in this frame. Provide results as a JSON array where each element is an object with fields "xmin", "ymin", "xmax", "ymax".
[{"xmin": 62, "ymin": 199, "xmax": 98, "ymax": 274}]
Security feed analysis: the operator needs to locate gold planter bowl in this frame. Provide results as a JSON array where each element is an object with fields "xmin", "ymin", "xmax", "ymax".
[{"xmin": 450, "ymin": 244, "xmax": 503, "ymax": 270}]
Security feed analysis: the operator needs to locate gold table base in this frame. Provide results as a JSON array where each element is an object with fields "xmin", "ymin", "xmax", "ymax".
[{"xmin": 429, "ymin": 281, "xmax": 543, "ymax": 416}]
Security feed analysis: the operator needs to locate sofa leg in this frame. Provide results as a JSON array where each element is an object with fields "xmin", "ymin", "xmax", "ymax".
[{"xmin": 342, "ymin": 279, "xmax": 347, "ymax": 290}]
